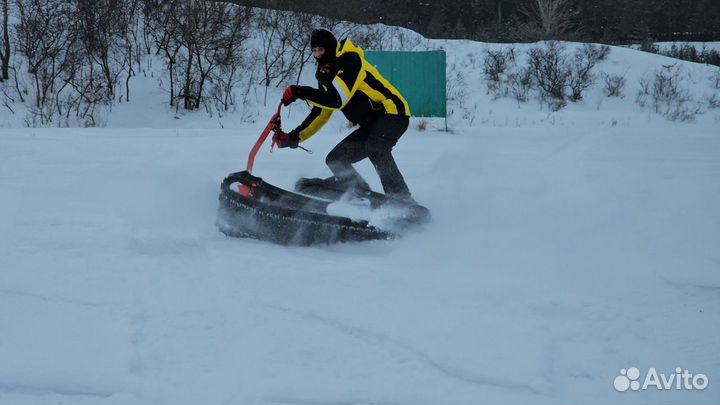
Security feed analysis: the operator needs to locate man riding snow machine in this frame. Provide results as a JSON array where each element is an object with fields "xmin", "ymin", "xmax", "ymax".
[{"xmin": 217, "ymin": 29, "xmax": 430, "ymax": 245}]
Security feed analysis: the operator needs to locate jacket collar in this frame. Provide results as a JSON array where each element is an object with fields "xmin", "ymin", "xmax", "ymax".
[{"xmin": 336, "ymin": 38, "xmax": 364, "ymax": 59}]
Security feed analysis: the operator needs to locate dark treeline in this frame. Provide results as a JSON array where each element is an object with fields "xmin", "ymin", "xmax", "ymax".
[{"xmin": 230, "ymin": 0, "xmax": 720, "ymax": 43}]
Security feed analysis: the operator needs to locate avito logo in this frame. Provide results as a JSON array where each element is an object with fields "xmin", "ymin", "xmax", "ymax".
[{"xmin": 614, "ymin": 367, "xmax": 709, "ymax": 392}]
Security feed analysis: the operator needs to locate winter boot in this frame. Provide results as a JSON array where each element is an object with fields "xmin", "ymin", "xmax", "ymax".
[
  {"xmin": 309, "ymin": 176, "xmax": 370, "ymax": 194},
  {"xmin": 386, "ymin": 190, "xmax": 418, "ymax": 206}
]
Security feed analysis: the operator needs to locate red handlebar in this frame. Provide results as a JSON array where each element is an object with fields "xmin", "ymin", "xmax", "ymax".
[{"xmin": 245, "ymin": 102, "xmax": 283, "ymax": 173}]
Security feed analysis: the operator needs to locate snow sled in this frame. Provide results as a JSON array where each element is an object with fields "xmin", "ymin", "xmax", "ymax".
[{"xmin": 216, "ymin": 103, "xmax": 430, "ymax": 246}]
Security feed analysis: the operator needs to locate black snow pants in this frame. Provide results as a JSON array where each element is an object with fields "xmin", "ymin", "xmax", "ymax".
[{"xmin": 325, "ymin": 114, "xmax": 411, "ymax": 197}]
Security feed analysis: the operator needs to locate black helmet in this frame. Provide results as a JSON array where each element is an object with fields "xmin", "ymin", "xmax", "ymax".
[{"xmin": 310, "ymin": 29, "xmax": 337, "ymax": 65}]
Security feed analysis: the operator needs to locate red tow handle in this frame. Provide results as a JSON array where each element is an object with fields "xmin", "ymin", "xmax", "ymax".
[
  {"xmin": 245, "ymin": 102, "xmax": 283, "ymax": 173},
  {"xmin": 238, "ymin": 102, "xmax": 283, "ymax": 197}
]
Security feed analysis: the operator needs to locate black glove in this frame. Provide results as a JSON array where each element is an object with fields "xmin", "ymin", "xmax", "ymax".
[{"xmin": 275, "ymin": 130, "xmax": 300, "ymax": 149}]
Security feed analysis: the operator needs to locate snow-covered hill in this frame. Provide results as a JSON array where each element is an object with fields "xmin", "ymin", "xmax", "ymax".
[
  {"xmin": 0, "ymin": 22, "xmax": 719, "ymax": 404},
  {"xmin": 2, "ymin": 23, "xmax": 719, "ymax": 131}
]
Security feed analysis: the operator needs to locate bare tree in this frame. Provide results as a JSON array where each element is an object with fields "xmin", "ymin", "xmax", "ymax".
[
  {"xmin": 145, "ymin": 0, "xmax": 251, "ymax": 111},
  {"xmin": 144, "ymin": 0, "xmax": 183, "ymax": 106},
  {"xmin": 254, "ymin": 9, "xmax": 298, "ymax": 106},
  {"xmin": 141, "ymin": 0, "xmax": 155, "ymax": 55},
  {"xmin": 191, "ymin": 1, "xmax": 231, "ymax": 109},
  {"xmin": 121, "ymin": 0, "xmax": 143, "ymax": 102},
  {"xmin": 287, "ymin": 11, "xmax": 315, "ymax": 85},
  {"xmin": 1, "ymin": 0, "xmax": 9, "ymax": 80},
  {"xmin": 207, "ymin": 5, "xmax": 252, "ymax": 112},
  {"xmin": 14, "ymin": 0, "xmax": 123, "ymax": 126},
  {"xmin": 518, "ymin": 0, "xmax": 579, "ymax": 40},
  {"xmin": 15, "ymin": 0, "xmax": 75, "ymax": 110},
  {"xmin": 172, "ymin": 1, "xmax": 248, "ymax": 110},
  {"xmin": 174, "ymin": 1, "xmax": 199, "ymax": 110},
  {"xmin": 75, "ymin": 0, "xmax": 137, "ymax": 101}
]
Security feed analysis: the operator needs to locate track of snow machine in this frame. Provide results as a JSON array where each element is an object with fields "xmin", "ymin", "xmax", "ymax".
[{"xmin": 217, "ymin": 103, "xmax": 430, "ymax": 245}]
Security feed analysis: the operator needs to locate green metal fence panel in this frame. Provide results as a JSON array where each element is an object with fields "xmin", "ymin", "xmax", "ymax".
[{"xmin": 364, "ymin": 50, "xmax": 447, "ymax": 118}]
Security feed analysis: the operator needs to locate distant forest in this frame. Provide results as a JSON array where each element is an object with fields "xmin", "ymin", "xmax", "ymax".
[{"xmin": 231, "ymin": 0, "xmax": 720, "ymax": 43}]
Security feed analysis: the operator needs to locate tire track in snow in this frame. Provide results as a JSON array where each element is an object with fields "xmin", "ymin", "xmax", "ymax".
[{"xmin": 263, "ymin": 304, "xmax": 545, "ymax": 396}]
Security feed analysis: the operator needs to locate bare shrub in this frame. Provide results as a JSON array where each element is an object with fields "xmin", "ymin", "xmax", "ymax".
[
  {"xmin": 1, "ymin": 80, "xmax": 15, "ymax": 113},
  {"xmin": 568, "ymin": 44, "xmax": 609, "ymax": 101},
  {"xmin": 383, "ymin": 26, "xmax": 425, "ymax": 51},
  {"xmin": 483, "ymin": 49, "xmax": 508, "ymax": 83},
  {"xmin": 588, "ymin": 43, "xmax": 610, "ymax": 62},
  {"xmin": 652, "ymin": 68, "xmax": 690, "ymax": 111},
  {"xmin": 416, "ymin": 118, "xmax": 428, "ymax": 131},
  {"xmin": 446, "ymin": 63, "xmax": 467, "ymax": 106},
  {"xmin": 602, "ymin": 73, "xmax": 626, "ymax": 97},
  {"xmin": 483, "ymin": 48, "xmax": 516, "ymax": 97},
  {"xmin": 528, "ymin": 41, "xmax": 569, "ymax": 102},
  {"xmin": 347, "ymin": 23, "xmax": 387, "ymax": 50},
  {"xmin": 636, "ymin": 67, "xmax": 703, "ymax": 122},
  {"xmin": 704, "ymin": 93, "xmax": 720, "ymax": 109},
  {"xmin": 506, "ymin": 67, "xmax": 533, "ymax": 103},
  {"xmin": 664, "ymin": 102, "xmax": 702, "ymax": 123},
  {"xmin": 547, "ymin": 98, "xmax": 566, "ymax": 111},
  {"xmin": 446, "ymin": 61, "xmax": 468, "ymax": 122},
  {"xmin": 635, "ymin": 76, "xmax": 651, "ymax": 108},
  {"xmin": 710, "ymin": 69, "xmax": 720, "ymax": 90}
]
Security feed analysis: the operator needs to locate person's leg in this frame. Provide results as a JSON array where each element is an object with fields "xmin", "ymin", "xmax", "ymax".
[
  {"xmin": 364, "ymin": 115, "xmax": 412, "ymax": 198},
  {"xmin": 325, "ymin": 126, "xmax": 370, "ymax": 189}
]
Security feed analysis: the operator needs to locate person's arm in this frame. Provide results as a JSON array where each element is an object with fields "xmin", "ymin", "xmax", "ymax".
[
  {"xmin": 291, "ymin": 106, "xmax": 333, "ymax": 142},
  {"xmin": 296, "ymin": 53, "xmax": 365, "ymax": 110}
]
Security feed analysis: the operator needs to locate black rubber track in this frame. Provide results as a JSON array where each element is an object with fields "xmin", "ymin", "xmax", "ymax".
[{"xmin": 217, "ymin": 171, "xmax": 393, "ymax": 245}]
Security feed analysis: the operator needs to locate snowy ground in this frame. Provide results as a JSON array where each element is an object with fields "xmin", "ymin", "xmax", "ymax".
[
  {"xmin": 1, "ymin": 117, "xmax": 719, "ymax": 403},
  {"xmin": 1, "ymin": 19, "xmax": 720, "ymax": 403}
]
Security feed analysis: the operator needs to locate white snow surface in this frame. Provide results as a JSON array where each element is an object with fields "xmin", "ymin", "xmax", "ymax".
[{"xmin": 1, "ymin": 26, "xmax": 720, "ymax": 404}]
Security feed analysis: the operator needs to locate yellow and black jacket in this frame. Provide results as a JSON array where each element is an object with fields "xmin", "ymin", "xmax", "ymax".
[{"xmin": 292, "ymin": 39, "xmax": 411, "ymax": 142}]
